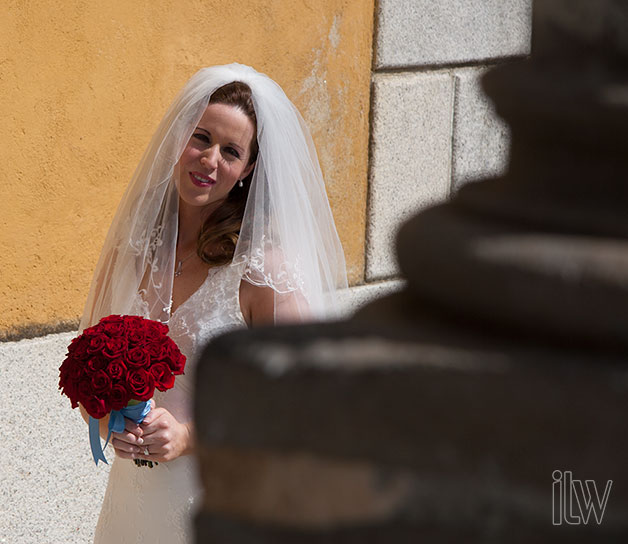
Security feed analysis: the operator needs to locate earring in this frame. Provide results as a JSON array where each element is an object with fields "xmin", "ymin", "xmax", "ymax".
[{"xmin": 238, "ymin": 180, "xmax": 244, "ymax": 188}]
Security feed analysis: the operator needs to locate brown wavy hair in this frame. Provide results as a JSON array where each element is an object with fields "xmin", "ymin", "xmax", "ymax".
[{"xmin": 196, "ymin": 81, "xmax": 258, "ymax": 267}]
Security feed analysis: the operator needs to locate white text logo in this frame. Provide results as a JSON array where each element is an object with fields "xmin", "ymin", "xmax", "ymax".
[{"xmin": 552, "ymin": 470, "xmax": 612, "ymax": 525}]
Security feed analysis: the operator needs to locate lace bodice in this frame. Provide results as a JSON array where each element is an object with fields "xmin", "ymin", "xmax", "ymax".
[
  {"xmin": 94, "ymin": 264, "xmax": 247, "ymax": 544},
  {"xmin": 129, "ymin": 263, "xmax": 247, "ymax": 424},
  {"xmin": 163, "ymin": 263, "xmax": 248, "ymax": 366}
]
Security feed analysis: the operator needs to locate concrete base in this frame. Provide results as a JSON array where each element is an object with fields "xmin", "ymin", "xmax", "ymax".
[{"xmin": 0, "ymin": 332, "xmax": 110, "ymax": 544}]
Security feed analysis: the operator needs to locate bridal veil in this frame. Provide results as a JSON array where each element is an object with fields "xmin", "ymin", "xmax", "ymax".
[{"xmin": 80, "ymin": 63, "xmax": 347, "ymax": 330}]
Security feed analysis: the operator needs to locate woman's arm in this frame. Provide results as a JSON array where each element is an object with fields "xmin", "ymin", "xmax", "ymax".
[
  {"xmin": 239, "ymin": 280, "xmax": 275, "ymax": 327},
  {"xmin": 240, "ymin": 279, "xmax": 310, "ymax": 327},
  {"xmin": 79, "ymin": 404, "xmax": 111, "ymax": 440}
]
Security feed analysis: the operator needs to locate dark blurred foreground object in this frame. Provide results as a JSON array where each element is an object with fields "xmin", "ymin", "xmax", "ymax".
[{"xmin": 194, "ymin": 0, "xmax": 628, "ymax": 541}]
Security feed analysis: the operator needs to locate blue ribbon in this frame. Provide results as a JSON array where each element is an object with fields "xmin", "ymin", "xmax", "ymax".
[{"xmin": 89, "ymin": 401, "xmax": 152, "ymax": 465}]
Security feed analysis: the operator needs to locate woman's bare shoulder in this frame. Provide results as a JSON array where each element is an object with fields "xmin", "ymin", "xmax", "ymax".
[{"xmin": 239, "ymin": 279, "xmax": 275, "ymax": 327}]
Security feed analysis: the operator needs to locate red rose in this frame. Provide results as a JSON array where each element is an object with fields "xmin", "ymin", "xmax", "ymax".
[
  {"xmin": 155, "ymin": 321, "xmax": 169, "ymax": 335},
  {"xmin": 106, "ymin": 359, "xmax": 127, "ymax": 381},
  {"xmin": 87, "ymin": 356, "xmax": 108, "ymax": 372},
  {"xmin": 59, "ymin": 362, "xmax": 80, "ymax": 408},
  {"xmin": 62, "ymin": 384, "xmax": 79, "ymax": 408},
  {"xmin": 82, "ymin": 325, "xmax": 99, "ymax": 337},
  {"xmin": 99, "ymin": 315, "xmax": 124, "ymax": 325},
  {"xmin": 109, "ymin": 383, "xmax": 130, "ymax": 411},
  {"xmin": 160, "ymin": 343, "xmax": 186, "ymax": 374},
  {"xmin": 145, "ymin": 327, "xmax": 163, "ymax": 343},
  {"xmin": 68, "ymin": 360, "xmax": 85, "ymax": 381},
  {"xmin": 77, "ymin": 379, "xmax": 93, "ymax": 403},
  {"xmin": 102, "ymin": 320, "xmax": 125, "ymax": 337},
  {"xmin": 126, "ymin": 346, "xmax": 151, "ymax": 369},
  {"xmin": 124, "ymin": 316, "xmax": 146, "ymax": 331},
  {"xmin": 159, "ymin": 337, "xmax": 174, "ymax": 359},
  {"xmin": 103, "ymin": 336, "xmax": 128, "ymax": 358},
  {"xmin": 86, "ymin": 334, "xmax": 107, "ymax": 354},
  {"xmin": 157, "ymin": 338, "xmax": 172, "ymax": 357},
  {"xmin": 127, "ymin": 369, "xmax": 155, "ymax": 401},
  {"xmin": 83, "ymin": 395, "xmax": 108, "ymax": 419},
  {"xmin": 67, "ymin": 336, "xmax": 89, "ymax": 359},
  {"xmin": 146, "ymin": 340, "xmax": 163, "ymax": 358},
  {"xmin": 127, "ymin": 327, "xmax": 146, "ymax": 346},
  {"xmin": 150, "ymin": 362, "xmax": 175, "ymax": 392},
  {"xmin": 177, "ymin": 351, "xmax": 186, "ymax": 372},
  {"xmin": 58, "ymin": 356, "xmax": 73, "ymax": 382},
  {"xmin": 90, "ymin": 370, "xmax": 112, "ymax": 394}
]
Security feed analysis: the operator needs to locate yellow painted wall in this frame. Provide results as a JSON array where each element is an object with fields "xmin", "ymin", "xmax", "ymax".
[{"xmin": 0, "ymin": 1, "xmax": 374, "ymax": 336}]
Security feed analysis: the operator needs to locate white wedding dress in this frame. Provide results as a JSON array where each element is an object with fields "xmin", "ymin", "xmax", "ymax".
[{"xmin": 93, "ymin": 264, "xmax": 247, "ymax": 544}]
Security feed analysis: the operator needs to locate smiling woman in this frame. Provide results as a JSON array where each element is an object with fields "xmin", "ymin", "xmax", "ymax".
[
  {"xmin": 175, "ymin": 102, "xmax": 256, "ymax": 208},
  {"xmin": 78, "ymin": 63, "xmax": 348, "ymax": 544},
  {"xmin": 179, "ymin": 82, "xmax": 261, "ymax": 279}
]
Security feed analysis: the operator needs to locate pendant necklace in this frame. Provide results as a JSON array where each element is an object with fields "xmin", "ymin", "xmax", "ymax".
[{"xmin": 174, "ymin": 250, "xmax": 196, "ymax": 277}]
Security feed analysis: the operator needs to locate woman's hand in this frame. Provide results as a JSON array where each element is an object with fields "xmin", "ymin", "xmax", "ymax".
[
  {"xmin": 110, "ymin": 418, "xmax": 145, "ymax": 459},
  {"xmin": 136, "ymin": 406, "xmax": 194, "ymax": 463},
  {"xmin": 110, "ymin": 401, "xmax": 193, "ymax": 463}
]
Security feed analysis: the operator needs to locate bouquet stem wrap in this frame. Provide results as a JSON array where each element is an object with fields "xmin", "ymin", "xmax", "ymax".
[{"xmin": 89, "ymin": 401, "xmax": 152, "ymax": 465}]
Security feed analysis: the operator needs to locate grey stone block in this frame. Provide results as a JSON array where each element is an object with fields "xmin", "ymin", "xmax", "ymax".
[
  {"xmin": 194, "ymin": 318, "xmax": 628, "ymax": 540},
  {"xmin": 0, "ymin": 332, "xmax": 109, "ymax": 544},
  {"xmin": 367, "ymin": 72, "xmax": 454, "ymax": 280},
  {"xmin": 452, "ymin": 67, "xmax": 511, "ymax": 190},
  {"xmin": 375, "ymin": 0, "xmax": 532, "ymax": 69},
  {"xmin": 337, "ymin": 280, "xmax": 405, "ymax": 318}
]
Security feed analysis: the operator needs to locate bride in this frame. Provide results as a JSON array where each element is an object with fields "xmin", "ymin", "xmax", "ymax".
[{"xmin": 78, "ymin": 63, "xmax": 347, "ymax": 543}]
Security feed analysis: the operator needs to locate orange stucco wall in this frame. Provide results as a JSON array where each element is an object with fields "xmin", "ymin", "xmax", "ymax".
[{"xmin": 0, "ymin": 1, "xmax": 374, "ymax": 336}]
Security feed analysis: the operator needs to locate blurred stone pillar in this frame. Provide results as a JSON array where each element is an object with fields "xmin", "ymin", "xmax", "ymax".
[{"xmin": 194, "ymin": 0, "xmax": 628, "ymax": 541}]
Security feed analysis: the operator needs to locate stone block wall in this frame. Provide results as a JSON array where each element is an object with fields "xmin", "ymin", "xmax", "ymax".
[{"xmin": 366, "ymin": 0, "xmax": 532, "ymax": 280}]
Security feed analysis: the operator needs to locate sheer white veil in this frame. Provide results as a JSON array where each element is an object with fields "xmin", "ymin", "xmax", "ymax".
[{"xmin": 79, "ymin": 63, "xmax": 347, "ymax": 331}]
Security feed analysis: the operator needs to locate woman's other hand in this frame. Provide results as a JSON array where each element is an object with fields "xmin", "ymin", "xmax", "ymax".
[
  {"xmin": 110, "ymin": 418, "xmax": 145, "ymax": 459},
  {"xmin": 136, "ymin": 405, "xmax": 194, "ymax": 463}
]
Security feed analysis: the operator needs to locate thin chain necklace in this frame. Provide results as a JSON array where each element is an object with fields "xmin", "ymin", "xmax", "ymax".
[{"xmin": 174, "ymin": 250, "xmax": 196, "ymax": 277}]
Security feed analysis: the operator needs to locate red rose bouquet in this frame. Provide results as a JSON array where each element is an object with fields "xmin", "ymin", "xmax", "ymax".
[{"xmin": 59, "ymin": 315, "xmax": 186, "ymax": 467}]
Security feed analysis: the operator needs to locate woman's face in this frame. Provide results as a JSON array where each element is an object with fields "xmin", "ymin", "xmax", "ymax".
[{"xmin": 175, "ymin": 102, "xmax": 256, "ymax": 211}]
